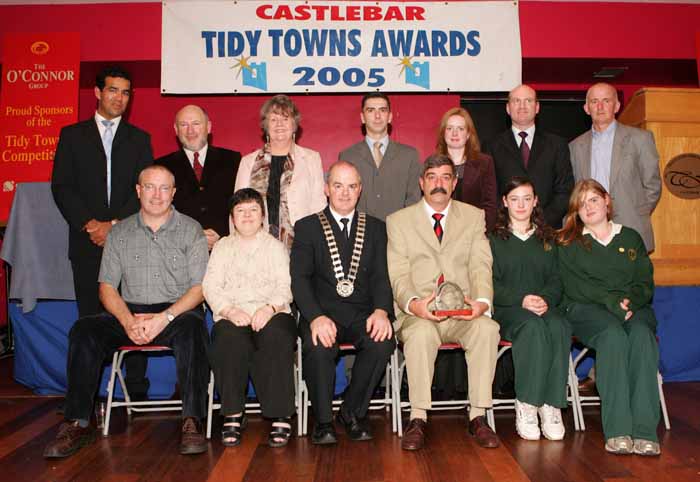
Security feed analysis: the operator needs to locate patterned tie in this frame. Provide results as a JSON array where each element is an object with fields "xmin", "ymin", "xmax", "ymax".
[
  {"xmin": 519, "ymin": 131, "xmax": 530, "ymax": 168},
  {"xmin": 193, "ymin": 151, "xmax": 203, "ymax": 183},
  {"xmin": 340, "ymin": 218, "xmax": 350, "ymax": 240},
  {"xmin": 432, "ymin": 213, "xmax": 444, "ymax": 243},
  {"xmin": 372, "ymin": 141, "xmax": 383, "ymax": 168},
  {"xmin": 101, "ymin": 120, "xmax": 114, "ymax": 204}
]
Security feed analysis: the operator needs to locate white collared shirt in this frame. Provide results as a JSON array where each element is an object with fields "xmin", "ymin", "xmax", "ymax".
[
  {"xmin": 95, "ymin": 111, "xmax": 122, "ymax": 137},
  {"xmin": 512, "ymin": 124, "xmax": 535, "ymax": 149},
  {"xmin": 422, "ymin": 198, "xmax": 450, "ymax": 231},
  {"xmin": 582, "ymin": 221, "xmax": 622, "ymax": 247},
  {"xmin": 183, "ymin": 144, "xmax": 209, "ymax": 169},
  {"xmin": 511, "ymin": 225, "xmax": 537, "ymax": 241},
  {"xmin": 365, "ymin": 135, "xmax": 389, "ymax": 157},
  {"xmin": 329, "ymin": 206, "xmax": 355, "ymax": 234}
]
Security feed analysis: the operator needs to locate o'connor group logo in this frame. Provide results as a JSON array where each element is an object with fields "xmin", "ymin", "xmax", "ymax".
[
  {"xmin": 663, "ymin": 153, "xmax": 700, "ymax": 200},
  {"xmin": 31, "ymin": 41, "xmax": 50, "ymax": 55}
]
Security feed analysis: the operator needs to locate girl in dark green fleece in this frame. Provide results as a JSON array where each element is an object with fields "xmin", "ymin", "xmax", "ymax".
[
  {"xmin": 558, "ymin": 179, "xmax": 660, "ymax": 456},
  {"xmin": 490, "ymin": 177, "xmax": 570, "ymax": 441}
]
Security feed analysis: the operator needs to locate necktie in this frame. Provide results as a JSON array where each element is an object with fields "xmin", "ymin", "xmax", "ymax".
[
  {"xmin": 519, "ymin": 131, "xmax": 530, "ymax": 168},
  {"xmin": 193, "ymin": 151, "xmax": 203, "ymax": 183},
  {"xmin": 101, "ymin": 120, "xmax": 114, "ymax": 204},
  {"xmin": 372, "ymin": 141, "xmax": 384, "ymax": 168},
  {"xmin": 432, "ymin": 213, "xmax": 444, "ymax": 243},
  {"xmin": 340, "ymin": 218, "xmax": 350, "ymax": 240}
]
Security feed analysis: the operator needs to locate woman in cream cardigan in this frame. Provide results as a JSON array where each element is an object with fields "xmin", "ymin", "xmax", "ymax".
[
  {"xmin": 235, "ymin": 94, "xmax": 326, "ymax": 249},
  {"xmin": 204, "ymin": 188, "xmax": 296, "ymax": 448}
]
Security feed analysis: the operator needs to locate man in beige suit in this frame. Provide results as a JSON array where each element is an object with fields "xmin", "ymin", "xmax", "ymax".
[{"xmin": 387, "ymin": 154, "xmax": 501, "ymax": 451}]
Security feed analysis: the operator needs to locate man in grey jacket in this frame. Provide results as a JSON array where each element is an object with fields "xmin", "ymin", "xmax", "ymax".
[
  {"xmin": 339, "ymin": 93, "xmax": 422, "ymax": 221},
  {"xmin": 569, "ymin": 82, "xmax": 661, "ymax": 252}
]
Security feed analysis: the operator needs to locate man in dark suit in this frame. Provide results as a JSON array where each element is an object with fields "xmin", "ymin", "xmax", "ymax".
[
  {"xmin": 52, "ymin": 66, "xmax": 153, "ymax": 401},
  {"xmin": 156, "ymin": 105, "xmax": 240, "ymax": 250},
  {"xmin": 338, "ymin": 92, "xmax": 422, "ymax": 221},
  {"xmin": 291, "ymin": 161, "xmax": 396, "ymax": 445},
  {"xmin": 483, "ymin": 84, "xmax": 574, "ymax": 228},
  {"xmin": 52, "ymin": 66, "xmax": 153, "ymax": 317}
]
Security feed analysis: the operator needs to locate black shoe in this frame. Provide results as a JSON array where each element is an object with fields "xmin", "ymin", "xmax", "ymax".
[
  {"xmin": 336, "ymin": 410, "xmax": 372, "ymax": 441},
  {"xmin": 311, "ymin": 422, "xmax": 338, "ymax": 445}
]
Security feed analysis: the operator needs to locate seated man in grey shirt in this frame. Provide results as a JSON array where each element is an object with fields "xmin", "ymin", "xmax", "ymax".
[{"xmin": 44, "ymin": 165, "xmax": 210, "ymax": 459}]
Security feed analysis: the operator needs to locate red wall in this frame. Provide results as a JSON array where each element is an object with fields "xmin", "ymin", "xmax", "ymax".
[
  {"xmin": 3, "ymin": 1, "xmax": 700, "ymax": 165},
  {"xmin": 3, "ymin": 2, "xmax": 699, "ymax": 62}
]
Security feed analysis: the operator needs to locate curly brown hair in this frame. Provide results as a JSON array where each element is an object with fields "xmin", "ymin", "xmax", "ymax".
[{"xmin": 492, "ymin": 176, "xmax": 554, "ymax": 247}]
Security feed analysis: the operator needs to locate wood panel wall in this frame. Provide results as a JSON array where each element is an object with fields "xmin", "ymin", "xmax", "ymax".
[{"xmin": 620, "ymin": 88, "xmax": 700, "ymax": 285}]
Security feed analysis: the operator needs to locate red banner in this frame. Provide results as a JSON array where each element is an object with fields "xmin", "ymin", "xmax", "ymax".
[{"xmin": 0, "ymin": 32, "xmax": 80, "ymax": 222}]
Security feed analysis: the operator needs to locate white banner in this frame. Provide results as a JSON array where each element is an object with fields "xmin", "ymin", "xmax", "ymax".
[{"xmin": 162, "ymin": 0, "xmax": 522, "ymax": 94}]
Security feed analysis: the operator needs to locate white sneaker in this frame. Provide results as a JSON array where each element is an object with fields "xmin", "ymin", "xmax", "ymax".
[
  {"xmin": 515, "ymin": 399, "xmax": 540, "ymax": 440},
  {"xmin": 538, "ymin": 404, "xmax": 565, "ymax": 440}
]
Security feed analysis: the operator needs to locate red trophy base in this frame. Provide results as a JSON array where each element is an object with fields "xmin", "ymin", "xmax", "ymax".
[{"xmin": 432, "ymin": 309, "xmax": 472, "ymax": 317}]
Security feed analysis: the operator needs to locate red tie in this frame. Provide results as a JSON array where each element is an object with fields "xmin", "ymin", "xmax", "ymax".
[
  {"xmin": 193, "ymin": 151, "xmax": 203, "ymax": 183},
  {"xmin": 519, "ymin": 131, "xmax": 530, "ymax": 168},
  {"xmin": 432, "ymin": 213, "xmax": 444, "ymax": 242}
]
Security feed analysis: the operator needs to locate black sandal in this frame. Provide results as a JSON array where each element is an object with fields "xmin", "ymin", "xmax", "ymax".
[
  {"xmin": 268, "ymin": 418, "xmax": 292, "ymax": 448},
  {"xmin": 221, "ymin": 414, "xmax": 246, "ymax": 447}
]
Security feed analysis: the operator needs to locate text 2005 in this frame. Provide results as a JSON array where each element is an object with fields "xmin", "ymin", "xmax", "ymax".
[{"xmin": 292, "ymin": 66, "xmax": 386, "ymax": 88}]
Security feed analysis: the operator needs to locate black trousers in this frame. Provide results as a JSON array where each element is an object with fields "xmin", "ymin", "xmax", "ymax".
[
  {"xmin": 71, "ymin": 256, "xmax": 149, "ymax": 397},
  {"xmin": 210, "ymin": 313, "xmax": 297, "ymax": 418},
  {"xmin": 301, "ymin": 319, "xmax": 395, "ymax": 424},
  {"xmin": 64, "ymin": 303, "xmax": 209, "ymax": 421}
]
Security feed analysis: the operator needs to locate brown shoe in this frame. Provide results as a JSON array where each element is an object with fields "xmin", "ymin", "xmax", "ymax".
[
  {"xmin": 578, "ymin": 377, "xmax": 598, "ymax": 396},
  {"xmin": 401, "ymin": 418, "xmax": 427, "ymax": 450},
  {"xmin": 468, "ymin": 416, "xmax": 500, "ymax": 448},
  {"xmin": 44, "ymin": 420, "xmax": 96, "ymax": 458},
  {"xmin": 180, "ymin": 417, "xmax": 207, "ymax": 455}
]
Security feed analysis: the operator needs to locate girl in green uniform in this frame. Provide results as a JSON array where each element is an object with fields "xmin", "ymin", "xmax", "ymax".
[
  {"xmin": 558, "ymin": 179, "xmax": 660, "ymax": 456},
  {"xmin": 490, "ymin": 177, "xmax": 570, "ymax": 441}
]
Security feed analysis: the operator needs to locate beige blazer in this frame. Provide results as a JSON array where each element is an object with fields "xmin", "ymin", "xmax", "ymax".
[
  {"xmin": 235, "ymin": 143, "xmax": 327, "ymax": 226},
  {"xmin": 386, "ymin": 200, "xmax": 493, "ymax": 331}
]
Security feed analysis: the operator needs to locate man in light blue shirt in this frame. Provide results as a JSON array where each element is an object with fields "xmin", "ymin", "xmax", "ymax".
[{"xmin": 570, "ymin": 83, "xmax": 661, "ymax": 252}]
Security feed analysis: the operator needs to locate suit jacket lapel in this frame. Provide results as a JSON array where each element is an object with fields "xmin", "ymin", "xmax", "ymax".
[
  {"xmin": 412, "ymin": 202, "xmax": 441, "ymax": 252},
  {"xmin": 528, "ymin": 131, "xmax": 545, "ymax": 171},
  {"xmin": 358, "ymin": 140, "xmax": 377, "ymax": 170},
  {"xmin": 503, "ymin": 130, "xmax": 521, "ymax": 160},
  {"xmin": 609, "ymin": 125, "xmax": 629, "ymax": 188},
  {"xmin": 578, "ymin": 131, "xmax": 593, "ymax": 179},
  {"xmin": 111, "ymin": 120, "xmax": 128, "ymax": 156},
  {"xmin": 441, "ymin": 201, "xmax": 461, "ymax": 248},
  {"xmin": 83, "ymin": 120, "xmax": 108, "ymax": 189}
]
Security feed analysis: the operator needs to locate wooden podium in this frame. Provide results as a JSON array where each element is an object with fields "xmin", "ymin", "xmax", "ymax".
[{"xmin": 619, "ymin": 88, "xmax": 700, "ymax": 285}]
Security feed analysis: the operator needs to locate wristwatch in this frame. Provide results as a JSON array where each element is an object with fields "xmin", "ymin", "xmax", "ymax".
[{"xmin": 165, "ymin": 310, "xmax": 175, "ymax": 323}]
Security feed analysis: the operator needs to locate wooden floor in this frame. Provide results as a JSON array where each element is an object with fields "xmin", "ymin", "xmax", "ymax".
[{"xmin": 1, "ymin": 356, "xmax": 699, "ymax": 482}]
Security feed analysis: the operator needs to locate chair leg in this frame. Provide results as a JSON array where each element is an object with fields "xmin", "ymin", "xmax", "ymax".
[
  {"xmin": 103, "ymin": 351, "xmax": 121, "ymax": 437},
  {"xmin": 114, "ymin": 351, "xmax": 132, "ymax": 416},
  {"xmin": 296, "ymin": 339, "xmax": 304, "ymax": 437},
  {"xmin": 568, "ymin": 353, "xmax": 583, "ymax": 431},
  {"xmin": 658, "ymin": 371, "xmax": 671, "ymax": 430},
  {"xmin": 206, "ymin": 371, "xmax": 215, "ymax": 439},
  {"xmin": 396, "ymin": 361, "xmax": 406, "ymax": 437},
  {"xmin": 572, "ymin": 348, "xmax": 589, "ymax": 431},
  {"xmin": 486, "ymin": 408, "xmax": 496, "ymax": 432}
]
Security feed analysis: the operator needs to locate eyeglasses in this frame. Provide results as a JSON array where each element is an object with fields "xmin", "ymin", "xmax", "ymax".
[{"xmin": 141, "ymin": 183, "xmax": 173, "ymax": 194}]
